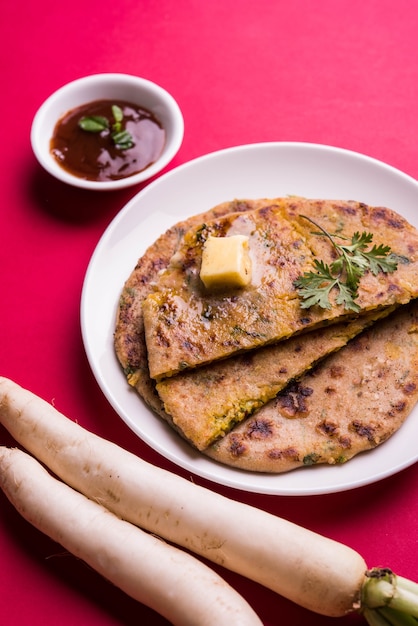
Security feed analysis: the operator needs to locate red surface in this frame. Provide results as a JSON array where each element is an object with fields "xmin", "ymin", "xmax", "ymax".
[{"xmin": 1, "ymin": 1, "xmax": 418, "ymax": 624}]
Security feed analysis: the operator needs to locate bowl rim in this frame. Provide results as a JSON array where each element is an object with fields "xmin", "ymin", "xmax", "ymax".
[{"xmin": 30, "ymin": 73, "xmax": 184, "ymax": 191}]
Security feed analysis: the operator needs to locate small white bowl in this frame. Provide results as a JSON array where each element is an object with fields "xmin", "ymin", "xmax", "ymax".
[{"xmin": 30, "ymin": 73, "xmax": 184, "ymax": 191}]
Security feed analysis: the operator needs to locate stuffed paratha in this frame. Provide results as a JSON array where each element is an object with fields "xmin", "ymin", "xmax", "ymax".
[
  {"xmin": 142, "ymin": 198, "xmax": 418, "ymax": 380},
  {"xmin": 156, "ymin": 309, "xmax": 394, "ymax": 450},
  {"xmin": 115, "ymin": 199, "xmax": 260, "ymax": 417},
  {"xmin": 114, "ymin": 198, "xmax": 418, "ymax": 473},
  {"xmin": 206, "ymin": 300, "xmax": 418, "ymax": 472}
]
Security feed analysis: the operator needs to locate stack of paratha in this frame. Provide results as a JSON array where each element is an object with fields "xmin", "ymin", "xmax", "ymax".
[{"xmin": 114, "ymin": 198, "xmax": 418, "ymax": 473}]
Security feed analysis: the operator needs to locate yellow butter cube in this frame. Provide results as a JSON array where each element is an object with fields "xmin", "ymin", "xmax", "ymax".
[{"xmin": 200, "ymin": 235, "xmax": 252, "ymax": 289}]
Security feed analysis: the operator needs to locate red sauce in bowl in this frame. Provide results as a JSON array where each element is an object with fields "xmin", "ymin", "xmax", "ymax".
[{"xmin": 50, "ymin": 99, "xmax": 166, "ymax": 182}]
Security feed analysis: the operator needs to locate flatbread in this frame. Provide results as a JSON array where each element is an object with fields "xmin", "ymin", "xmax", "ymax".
[
  {"xmin": 156, "ymin": 308, "xmax": 394, "ymax": 450},
  {"xmin": 115, "ymin": 199, "xmax": 261, "ymax": 417},
  {"xmin": 114, "ymin": 198, "xmax": 418, "ymax": 473},
  {"xmin": 206, "ymin": 300, "xmax": 418, "ymax": 472},
  {"xmin": 142, "ymin": 197, "xmax": 418, "ymax": 380}
]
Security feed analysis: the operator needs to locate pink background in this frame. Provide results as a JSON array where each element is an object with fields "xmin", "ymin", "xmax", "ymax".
[{"xmin": 1, "ymin": 1, "xmax": 417, "ymax": 624}]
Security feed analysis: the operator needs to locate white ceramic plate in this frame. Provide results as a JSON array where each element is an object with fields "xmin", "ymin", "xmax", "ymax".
[{"xmin": 81, "ymin": 142, "xmax": 418, "ymax": 495}]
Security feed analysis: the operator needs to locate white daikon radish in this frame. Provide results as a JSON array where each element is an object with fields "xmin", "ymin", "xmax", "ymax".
[
  {"xmin": 0, "ymin": 446, "xmax": 262, "ymax": 626},
  {"xmin": 1, "ymin": 377, "xmax": 417, "ymax": 625}
]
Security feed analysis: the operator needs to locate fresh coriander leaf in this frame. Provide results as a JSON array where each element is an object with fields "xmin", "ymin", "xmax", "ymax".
[
  {"xmin": 294, "ymin": 216, "xmax": 398, "ymax": 311},
  {"xmin": 293, "ymin": 260, "xmax": 338, "ymax": 310},
  {"xmin": 343, "ymin": 231, "xmax": 374, "ymax": 251},
  {"xmin": 78, "ymin": 116, "xmax": 109, "ymax": 132},
  {"xmin": 295, "ymin": 283, "xmax": 336, "ymax": 310},
  {"xmin": 359, "ymin": 243, "xmax": 398, "ymax": 275},
  {"xmin": 334, "ymin": 281, "xmax": 360, "ymax": 312},
  {"xmin": 340, "ymin": 255, "xmax": 364, "ymax": 292}
]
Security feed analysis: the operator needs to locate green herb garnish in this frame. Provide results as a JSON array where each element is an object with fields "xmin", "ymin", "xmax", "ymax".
[
  {"xmin": 78, "ymin": 115, "xmax": 109, "ymax": 132},
  {"xmin": 294, "ymin": 215, "xmax": 398, "ymax": 312},
  {"xmin": 78, "ymin": 104, "xmax": 134, "ymax": 150}
]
